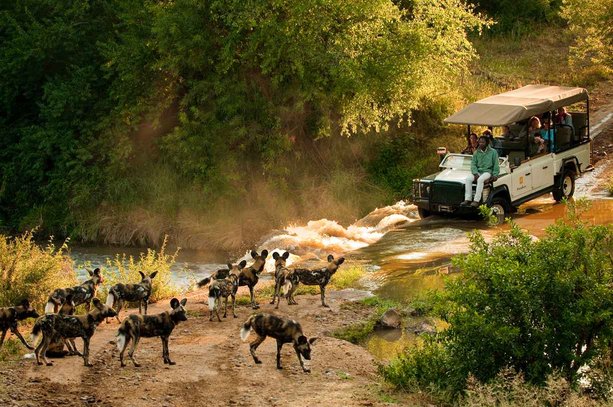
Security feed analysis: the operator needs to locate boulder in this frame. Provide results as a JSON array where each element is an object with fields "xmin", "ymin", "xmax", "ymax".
[{"xmin": 377, "ymin": 308, "xmax": 402, "ymax": 329}]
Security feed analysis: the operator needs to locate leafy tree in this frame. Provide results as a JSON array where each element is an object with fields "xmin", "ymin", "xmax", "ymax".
[
  {"xmin": 382, "ymin": 204, "xmax": 613, "ymax": 399},
  {"xmin": 467, "ymin": 0, "xmax": 562, "ymax": 34}
]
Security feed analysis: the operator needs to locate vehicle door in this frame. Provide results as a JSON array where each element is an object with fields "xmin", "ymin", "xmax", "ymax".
[
  {"xmin": 529, "ymin": 154, "xmax": 555, "ymax": 192},
  {"xmin": 510, "ymin": 163, "xmax": 532, "ymax": 199}
]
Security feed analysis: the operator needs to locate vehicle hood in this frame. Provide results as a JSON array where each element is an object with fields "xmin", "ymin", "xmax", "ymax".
[{"xmin": 432, "ymin": 168, "xmax": 471, "ymax": 183}]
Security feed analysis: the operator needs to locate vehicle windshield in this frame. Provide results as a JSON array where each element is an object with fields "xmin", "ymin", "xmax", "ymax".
[{"xmin": 440, "ymin": 154, "xmax": 472, "ymax": 170}]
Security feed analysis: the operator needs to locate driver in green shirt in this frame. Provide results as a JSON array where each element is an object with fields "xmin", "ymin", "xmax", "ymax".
[{"xmin": 462, "ymin": 136, "xmax": 500, "ymax": 207}]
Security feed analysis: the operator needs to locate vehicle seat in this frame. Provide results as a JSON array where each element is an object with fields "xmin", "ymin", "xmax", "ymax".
[
  {"xmin": 571, "ymin": 112, "xmax": 587, "ymax": 141},
  {"xmin": 556, "ymin": 125, "xmax": 572, "ymax": 150},
  {"xmin": 508, "ymin": 150, "xmax": 525, "ymax": 168}
]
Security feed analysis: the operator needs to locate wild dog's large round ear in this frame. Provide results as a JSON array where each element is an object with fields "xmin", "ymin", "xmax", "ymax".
[
  {"xmin": 337, "ymin": 257, "xmax": 345, "ymax": 265},
  {"xmin": 327, "ymin": 254, "xmax": 334, "ymax": 262},
  {"xmin": 93, "ymin": 268, "xmax": 101, "ymax": 275},
  {"xmin": 250, "ymin": 250, "xmax": 258, "ymax": 258},
  {"xmin": 227, "ymin": 263, "xmax": 233, "ymax": 270},
  {"xmin": 87, "ymin": 269, "xmax": 94, "ymax": 276},
  {"xmin": 92, "ymin": 298, "xmax": 102, "ymax": 308},
  {"xmin": 180, "ymin": 298, "xmax": 187, "ymax": 306},
  {"xmin": 272, "ymin": 252, "xmax": 280, "ymax": 260},
  {"xmin": 297, "ymin": 335, "xmax": 308, "ymax": 344},
  {"xmin": 170, "ymin": 298, "xmax": 180, "ymax": 309},
  {"xmin": 239, "ymin": 260, "xmax": 247, "ymax": 269},
  {"xmin": 308, "ymin": 337, "xmax": 319, "ymax": 345},
  {"xmin": 150, "ymin": 271, "xmax": 158, "ymax": 279},
  {"xmin": 138, "ymin": 271, "xmax": 146, "ymax": 280},
  {"xmin": 261, "ymin": 249, "xmax": 268, "ymax": 258},
  {"xmin": 20, "ymin": 299, "xmax": 30, "ymax": 308},
  {"xmin": 282, "ymin": 252, "xmax": 289, "ymax": 259}
]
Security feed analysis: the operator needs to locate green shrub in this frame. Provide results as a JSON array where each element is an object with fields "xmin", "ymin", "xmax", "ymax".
[
  {"xmin": 99, "ymin": 236, "xmax": 183, "ymax": 303},
  {"xmin": 0, "ymin": 231, "xmax": 77, "ymax": 309},
  {"xmin": 329, "ymin": 265, "xmax": 366, "ymax": 290},
  {"xmin": 381, "ymin": 202, "xmax": 613, "ymax": 401}
]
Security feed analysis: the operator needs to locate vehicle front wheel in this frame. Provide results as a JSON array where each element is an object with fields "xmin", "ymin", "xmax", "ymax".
[
  {"xmin": 552, "ymin": 171, "xmax": 575, "ymax": 202},
  {"xmin": 417, "ymin": 207, "xmax": 431, "ymax": 219},
  {"xmin": 489, "ymin": 196, "xmax": 510, "ymax": 225}
]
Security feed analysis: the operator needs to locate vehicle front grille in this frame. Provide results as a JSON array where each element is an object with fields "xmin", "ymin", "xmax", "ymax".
[{"xmin": 431, "ymin": 181, "xmax": 464, "ymax": 205}]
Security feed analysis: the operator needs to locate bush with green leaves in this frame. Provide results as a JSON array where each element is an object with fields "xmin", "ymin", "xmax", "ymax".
[
  {"xmin": 0, "ymin": 231, "xmax": 77, "ymax": 309},
  {"xmin": 381, "ymin": 203, "xmax": 613, "ymax": 401}
]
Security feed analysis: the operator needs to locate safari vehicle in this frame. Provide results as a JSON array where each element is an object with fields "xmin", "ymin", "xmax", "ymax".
[{"xmin": 412, "ymin": 85, "xmax": 591, "ymax": 220}]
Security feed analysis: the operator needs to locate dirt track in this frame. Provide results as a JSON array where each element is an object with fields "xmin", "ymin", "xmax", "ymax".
[{"xmin": 0, "ymin": 288, "xmax": 386, "ymax": 407}]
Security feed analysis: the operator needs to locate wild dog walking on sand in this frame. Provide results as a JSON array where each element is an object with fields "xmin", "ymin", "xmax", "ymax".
[
  {"xmin": 270, "ymin": 252, "xmax": 295, "ymax": 309},
  {"xmin": 45, "ymin": 268, "xmax": 104, "ymax": 313},
  {"xmin": 240, "ymin": 313, "xmax": 318, "ymax": 372},
  {"xmin": 286, "ymin": 255, "xmax": 345, "ymax": 307},
  {"xmin": 116, "ymin": 298, "xmax": 187, "ymax": 367},
  {"xmin": 0, "ymin": 299, "xmax": 39, "ymax": 350},
  {"xmin": 105, "ymin": 271, "xmax": 158, "ymax": 322},
  {"xmin": 32, "ymin": 298, "xmax": 117, "ymax": 366},
  {"xmin": 238, "ymin": 250, "xmax": 268, "ymax": 309}
]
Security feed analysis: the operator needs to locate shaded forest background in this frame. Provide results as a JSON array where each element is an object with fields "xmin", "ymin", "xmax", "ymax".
[{"xmin": 0, "ymin": 0, "xmax": 610, "ymax": 251}]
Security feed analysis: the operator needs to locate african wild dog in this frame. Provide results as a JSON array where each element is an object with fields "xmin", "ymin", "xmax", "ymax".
[
  {"xmin": 196, "ymin": 267, "xmax": 231, "ymax": 288},
  {"xmin": 240, "ymin": 313, "xmax": 318, "ymax": 372},
  {"xmin": 45, "ymin": 268, "xmax": 104, "ymax": 313},
  {"xmin": 105, "ymin": 271, "xmax": 158, "ymax": 322},
  {"xmin": 287, "ymin": 254, "xmax": 345, "ymax": 307},
  {"xmin": 0, "ymin": 299, "xmax": 39, "ymax": 350},
  {"xmin": 238, "ymin": 250, "xmax": 268, "ymax": 309},
  {"xmin": 207, "ymin": 262, "xmax": 246, "ymax": 321},
  {"xmin": 270, "ymin": 252, "xmax": 295, "ymax": 309},
  {"xmin": 116, "ymin": 298, "xmax": 187, "ymax": 367},
  {"xmin": 45, "ymin": 294, "xmax": 81, "ymax": 357},
  {"xmin": 32, "ymin": 298, "xmax": 117, "ymax": 366}
]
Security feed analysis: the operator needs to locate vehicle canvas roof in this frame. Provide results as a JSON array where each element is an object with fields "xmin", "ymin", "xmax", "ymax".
[{"xmin": 444, "ymin": 84, "xmax": 588, "ymax": 126}]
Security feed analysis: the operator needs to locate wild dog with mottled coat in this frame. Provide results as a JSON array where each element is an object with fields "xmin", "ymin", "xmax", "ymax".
[
  {"xmin": 105, "ymin": 271, "xmax": 158, "ymax": 322},
  {"xmin": 0, "ymin": 299, "xmax": 39, "ymax": 350},
  {"xmin": 116, "ymin": 298, "xmax": 187, "ymax": 367},
  {"xmin": 45, "ymin": 294, "xmax": 81, "ymax": 357},
  {"xmin": 208, "ymin": 263, "xmax": 246, "ymax": 321},
  {"xmin": 32, "ymin": 298, "xmax": 117, "ymax": 366},
  {"xmin": 270, "ymin": 252, "xmax": 295, "ymax": 309},
  {"xmin": 238, "ymin": 250, "xmax": 268, "ymax": 309},
  {"xmin": 287, "ymin": 255, "xmax": 345, "ymax": 307},
  {"xmin": 45, "ymin": 268, "xmax": 104, "ymax": 313},
  {"xmin": 196, "ymin": 267, "xmax": 232, "ymax": 288},
  {"xmin": 240, "ymin": 313, "xmax": 318, "ymax": 372}
]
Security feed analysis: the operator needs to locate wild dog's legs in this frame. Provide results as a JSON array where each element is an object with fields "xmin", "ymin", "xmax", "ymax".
[
  {"xmin": 222, "ymin": 296, "xmax": 228, "ymax": 318},
  {"xmin": 115, "ymin": 299, "xmax": 124, "ymax": 323},
  {"xmin": 294, "ymin": 346, "xmax": 310, "ymax": 372},
  {"xmin": 11, "ymin": 327, "xmax": 34, "ymax": 350},
  {"xmin": 82, "ymin": 337, "xmax": 93, "ymax": 367},
  {"xmin": 248, "ymin": 285, "xmax": 259, "ymax": 309},
  {"xmin": 249, "ymin": 335, "xmax": 266, "ymax": 364},
  {"xmin": 231, "ymin": 294, "xmax": 237, "ymax": 318},
  {"xmin": 162, "ymin": 336, "xmax": 175, "ymax": 365},
  {"xmin": 138, "ymin": 299, "xmax": 142, "ymax": 314},
  {"xmin": 287, "ymin": 282, "xmax": 299, "ymax": 305},
  {"xmin": 214, "ymin": 297, "xmax": 221, "ymax": 322},
  {"xmin": 34, "ymin": 334, "xmax": 48, "ymax": 365},
  {"xmin": 320, "ymin": 285, "xmax": 329, "ymax": 307},
  {"xmin": 85, "ymin": 301, "xmax": 91, "ymax": 313},
  {"xmin": 66, "ymin": 338, "xmax": 81, "ymax": 356},
  {"xmin": 276, "ymin": 339, "xmax": 285, "ymax": 369},
  {"xmin": 128, "ymin": 334, "xmax": 141, "ymax": 367},
  {"xmin": 0, "ymin": 329, "xmax": 7, "ymax": 348},
  {"xmin": 271, "ymin": 279, "xmax": 279, "ymax": 305},
  {"xmin": 143, "ymin": 298, "xmax": 148, "ymax": 315},
  {"xmin": 38, "ymin": 334, "xmax": 54, "ymax": 366}
]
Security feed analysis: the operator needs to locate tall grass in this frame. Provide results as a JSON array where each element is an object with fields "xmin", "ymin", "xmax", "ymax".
[
  {"xmin": 0, "ymin": 231, "xmax": 77, "ymax": 309},
  {"xmin": 99, "ymin": 236, "xmax": 183, "ymax": 303}
]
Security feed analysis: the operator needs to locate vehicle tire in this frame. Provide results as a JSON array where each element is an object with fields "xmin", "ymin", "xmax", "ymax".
[
  {"xmin": 417, "ymin": 207, "xmax": 431, "ymax": 219},
  {"xmin": 552, "ymin": 170, "xmax": 575, "ymax": 202},
  {"xmin": 489, "ymin": 196, "xmax": 509, "ymax": 225}
]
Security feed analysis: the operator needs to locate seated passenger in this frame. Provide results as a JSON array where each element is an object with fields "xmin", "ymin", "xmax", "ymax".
[
  {"xmin": 555, "ymin": 107, "xmax": 573, "ymax": 128},
  {"xmin": 462, "ymin": 136, "xmax": 500, "ymax": 208},
  {"xmin": 461, "ymin": 132, "xmax": 478, "ymax": 155},
  {"xmin": 534, "ymin": 134, "xmax": 548, "ymax": 155},
  {"xmin": 528, "ymin": 116, "xmax": 541, "ymax": 135},
  {"xmin": 539, "ymin": 120, "xmax": 555, "ymax": 151},
  {"xmin": 500, "ymin": 125, "xmax": 513, "ymax": 139}
]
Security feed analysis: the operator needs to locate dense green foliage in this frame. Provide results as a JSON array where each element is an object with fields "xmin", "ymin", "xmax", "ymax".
[
  {"xmin": 0, "ymin": 0, "xmax": 486, "ymax": 247},
  {"xmin": 381, "ymin": 206, "xmax": 613, "ymax": 401},
  {"xmin": 468, "ymin": 0, "xmax": 562, "ymax": 34}
]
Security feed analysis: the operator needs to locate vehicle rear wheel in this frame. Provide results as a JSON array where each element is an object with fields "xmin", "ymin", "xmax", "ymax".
[
  {"xmin": 489, "ymin": 196, "xmax": 509, "ymax": 225},
  {"xmin": 417, "ymin": 207, "xmax": 431, "ymax": 219},
  {"xmin": 552, "ymin": 170, "xmax": 575, "ymax": 202}
]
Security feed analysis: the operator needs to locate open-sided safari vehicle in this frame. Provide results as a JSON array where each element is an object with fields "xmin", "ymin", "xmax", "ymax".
[{"xmin": 412, "ymin": 85, "xmax": 591, "ymax": 221}]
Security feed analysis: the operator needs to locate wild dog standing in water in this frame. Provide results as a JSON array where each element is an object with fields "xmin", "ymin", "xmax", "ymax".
[
  {"xmin": 240, "ymin": 313, "xmax": 318, "ymax": 372},
  {"xmin": 238, "ymin": 250, "xmax": 268, "ymax": 309},
  {"xmin": 270, "ymin": 252, "xmax": 294, "ymax": 309},
  {"xmin": 45, "ymin": 268, "xmax": 104, "ymax": 313},
  {"xmin": 287, "ymin": 255, "xmax": 345, "ymax": 307},
  {"xmin": 32, "ymin": 298, "xmax": 117, "ymax": 366},
  {"xmin": 105, "ymin": 271, "xmax": 158, "ymax": 322},
  {"xmin": 116, "ymin": 298, "xmax": 187, "ymax": 367},
  {"xmin": 207, "ymin": 262, "xmax": 245, "ymax": 321},
  {"xmin": 0, "ymin": 299, "xmax": 39, "ymax": 350}
]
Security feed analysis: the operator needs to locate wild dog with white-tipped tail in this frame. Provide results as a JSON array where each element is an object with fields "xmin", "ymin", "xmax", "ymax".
[
  {"xmin": 116, "ymin": 298, "xmax": 187, "ymax": 367},
  {"xmin": 45, "ymin": 268, "xmax": 104, "ymax": 314},
  {"xmin": 105, "ymin": 271, "xmax": 158, "ymax": 323},
  {"xmin": 240, "ymin": 313, "xmax": 318, "ymax": 372}
]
